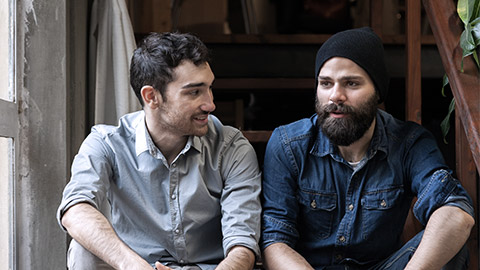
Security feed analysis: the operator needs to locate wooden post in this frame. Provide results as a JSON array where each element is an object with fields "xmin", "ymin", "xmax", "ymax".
[
  {"xmin": 405, "ymin": 0, "xmax": 422, "ymax": 124},
  {"xmin": 456, "ymin": 115, "xmax": 479, "ymax": 270},
  {"xmin": 127, "ymin": 0, "xmax": 172, "ymax": 34},
  {"xmin": 370, "ymin": 0, "xmax": 383, "ymax": 38}
]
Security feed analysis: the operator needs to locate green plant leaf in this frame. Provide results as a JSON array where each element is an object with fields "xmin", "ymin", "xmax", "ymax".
[
  {"xmin": 472, "ymin": 17, "xmax": 480, "ymax": 45},
  {"xmin": 460, "ymin": 26, "xmax": 476, "ymax": 52},
  {"xmin": 458, "ymin": 0, "xmax": 475, "ymax": 24},
  {"xmin": 460, "ymin": 26, "xmax": 476, "ymax": 71},
  {"xmin": 441, "ymin": 97, "xmax": 456, "ymax": 144},
  {"xmin": 473, "ymin": 0, "xmax": 480, "ymax": 19},
  {"xmin": 441, "ymin": 74, "xmax": 449, "ymax": 97}
]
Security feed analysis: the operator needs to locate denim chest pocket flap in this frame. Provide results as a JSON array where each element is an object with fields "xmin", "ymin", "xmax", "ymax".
[
  {"xmin": 297, "ymin": 189, "xmax": 337, "ymax": 239},
  {"xmin": 362, "ymin": 187, "xmax": 403, "ymax": 210},
  {"xmin": 298, "ymin": 189, "xmax": 337, "ymax": 211}
]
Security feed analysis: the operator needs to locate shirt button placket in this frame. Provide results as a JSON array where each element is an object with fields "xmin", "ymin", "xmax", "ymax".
[{"xmin": 170, "ymin": 163, "xmax": 185, "ymax": 259}]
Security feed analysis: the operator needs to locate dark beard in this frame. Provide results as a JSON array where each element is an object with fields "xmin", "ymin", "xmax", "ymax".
[{"xmin": 316, "ymin": 93, "xmax": 378, "ymax": 146}]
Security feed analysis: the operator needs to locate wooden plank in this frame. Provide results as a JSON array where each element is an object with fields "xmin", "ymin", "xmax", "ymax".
[
  {"xmin": 199, "ymin": 33, "xmax": 332, "ymax": 44},
  {"xmin": 242, "ymin": 130, "xmax": 272, "ymax": 143},
  {"xmin": 129, "ymin": 0, "xmax": 171, "ymax": 34},
  {"xmin": 424, "ymin": 0, "xmax": 480, "ymax": 268},
  {"xmin": 234, "ymin": 99, "xmax": 244, "ymax": 130},
  {"xmin": 198, "ymin": 33, "xmax": 436, "ymax": 45},
  {"xmin": 456, "ymin": 115, "xmax": 479, "ymax": 270},
  {"xmin": 214, "ymin": 78, "xmax": 314, "ymax": 90},
  {"xmin": 423, "ymin": 0, "xmax": 480, "ymax": 172},
  {"xmin": 370, "ymin": 0, "xmax": 383, "ymax": 38},
  {"xmin": 405, "ymin": 0, "xmax": 422, "ymax": 124}
]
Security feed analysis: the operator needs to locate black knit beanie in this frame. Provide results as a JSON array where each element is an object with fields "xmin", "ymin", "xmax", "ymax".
[{"xmin": 315, "ymin": 27, "xmax": 389, "ymax": 103}]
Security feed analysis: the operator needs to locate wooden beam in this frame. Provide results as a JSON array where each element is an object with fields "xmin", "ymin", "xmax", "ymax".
[
  {"xmin": 214, "ymin": 78, "xmax": 315, "ymax": 90},
  {"xmin": 424, "ymin": 0, "xmax": 480, "ymax": 268},
  {"xmin": 423, "ymin": 0, "xmax": 480, "ymax": 172},
  {"xmin": 370, "ymin": 0, "xmax": 383, "ymax": 38},
  {"xmin": 456, "ymin": 115, "xmax": 479, "ymax": 270},
  {"xmin": 242, "ymin": 130, "xmax": 272, "ymax": 143},
  {"xmin": 197, "ymin": 33, "xmax": 436, "ymax": 45},
  {"xmin": 405, "ymin": 0, "xmax": 422, "ymax": 124}
]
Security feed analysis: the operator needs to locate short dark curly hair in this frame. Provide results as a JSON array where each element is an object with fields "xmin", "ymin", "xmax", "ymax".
[{"xmin": 130, "ymin": 32, "xmax": 210, "ymax": 106}]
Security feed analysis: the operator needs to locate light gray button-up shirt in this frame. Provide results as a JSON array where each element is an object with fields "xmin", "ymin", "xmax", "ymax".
[{"xmin": 57, "ymin": 111, "xmax": 262, "ymax": 268}]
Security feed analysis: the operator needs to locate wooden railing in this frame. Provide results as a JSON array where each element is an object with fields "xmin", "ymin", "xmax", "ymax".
[
  {"xmin": 422, "ymin": 0, "xmax": 480, "ymax": 269},
  {"xmin": 423, "ymin": 0, "xmax": 480, "ymax": 170}
]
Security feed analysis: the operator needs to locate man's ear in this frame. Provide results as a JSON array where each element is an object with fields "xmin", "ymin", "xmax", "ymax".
[{"xmin": 141, "ymin": 86, "xmax": 162, "ymax": 108}]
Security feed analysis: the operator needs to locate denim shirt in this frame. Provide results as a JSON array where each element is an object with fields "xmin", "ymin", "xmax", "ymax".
[
  {"xmin": 261, "ymin": 110, "xmax": 473, "ymax": 268},
  {"xmin": 57, "ymin": 111, "xmax": 261, "ymax": 268}
]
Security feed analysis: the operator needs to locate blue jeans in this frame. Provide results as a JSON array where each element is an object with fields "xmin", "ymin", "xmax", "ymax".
[
  {"xmin": 321, "ymin": 230, "xmax": 468, "ymax": 270},
  {"xmin": 370, "ymin": 230, "xmax": 469, "ymax": 270}
]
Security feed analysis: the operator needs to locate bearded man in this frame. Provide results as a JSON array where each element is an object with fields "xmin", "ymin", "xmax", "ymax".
[{"xmin": 260, "ymin": 27, "xmax": 474, "ymax": 270}]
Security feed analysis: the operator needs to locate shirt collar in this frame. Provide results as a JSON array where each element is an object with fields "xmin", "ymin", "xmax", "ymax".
[
  {"xmin": 369, "ymin": 110, "xmax": 389, "ymax": 159},
  {"xmin": 135, "ymin": 112, "xmax": 149, "ymax": 156}
]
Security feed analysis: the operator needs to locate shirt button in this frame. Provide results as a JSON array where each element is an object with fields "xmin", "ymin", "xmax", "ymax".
[
  {"xmin": 179, "ymin": 259, "xmax": 185, "ymax": 264},
  {"xmin": 339, "ymin": 236, "xmax": 346, "ymax": 242},
  {"xmin": 171, "ymin": 194, "xmax": 176, "ymax": 200},
  {"xmin": 172, "ymin": 163, "xmax": 176, "ymax": 168},
  {"xmin": 310, "ymin": 200, "xmax": 317, "ymax": 209},
  {"xmin": 380, "ymin": 200, "xmax": 387, "ymax": 207},
  {"xmin": 348, "ymin": 204, "xmax": 354, "ymax": 211},
  {"xmin": 174, "ymin": 229, "xmax": 180, "ymax": 234}
]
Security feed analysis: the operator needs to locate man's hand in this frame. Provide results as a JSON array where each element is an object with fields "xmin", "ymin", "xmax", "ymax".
[{"xmin": 154, "ymin": 261, "xmax": 172, "ymax": 270}]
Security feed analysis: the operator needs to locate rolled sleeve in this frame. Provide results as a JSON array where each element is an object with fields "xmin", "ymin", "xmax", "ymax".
[
  {"xmin": 262, "ymin": 214, "xmax": 299, "ymax": 250},
  {"xmin": 56, "ymin": 130, "xmax": 114, "ymax": 232},
  {"xmin": 220, "ymin": 133, "xmax": 262, "ymax": 258},
  {"xmin": 414, "ymin": 169, "xmax": 474, "ymax": 225}
]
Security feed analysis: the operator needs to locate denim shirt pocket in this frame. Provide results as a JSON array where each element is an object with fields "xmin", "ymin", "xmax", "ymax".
[
  {"xmin": 297, "ymin": 189, "xmax": 337, "ymax": 240},
  {"xmin": 361, "ymin": 187, "xmax": 404, "ymax": 240}
]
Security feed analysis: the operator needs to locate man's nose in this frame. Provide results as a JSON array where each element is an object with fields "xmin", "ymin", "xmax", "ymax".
[
  {"xmin": 329, "ymin": 84, "xmax": 346, "ymax": 104},
  {"xmin": 201, "ymin": 90, "xmax": 216, "ymax": 112}
]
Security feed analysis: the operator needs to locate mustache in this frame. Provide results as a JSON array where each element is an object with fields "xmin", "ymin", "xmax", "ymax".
[{"xmin": 322, "ymin": 103, "xmax": 355, "ymax": 114}]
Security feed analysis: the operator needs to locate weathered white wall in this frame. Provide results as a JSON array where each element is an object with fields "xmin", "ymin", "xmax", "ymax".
[{"xmin": 14, "ymin": 0, "xmax": 79, "ymax": 268}]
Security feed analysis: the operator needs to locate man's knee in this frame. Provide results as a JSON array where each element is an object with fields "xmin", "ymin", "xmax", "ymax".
[{"xmin": 67, "ymin": 239, "xmax": 115, "ymax": 270}]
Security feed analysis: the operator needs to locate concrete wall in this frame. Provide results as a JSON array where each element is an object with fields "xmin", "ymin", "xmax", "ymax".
[{"xmin": 14, "ymin": 0, "xmax": 86, "ymax": 268}]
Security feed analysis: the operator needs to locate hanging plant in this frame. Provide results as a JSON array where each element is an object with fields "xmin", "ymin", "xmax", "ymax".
[{"xmin": 440, "ymin": 0, "xmax": 480, "ymax": 143}]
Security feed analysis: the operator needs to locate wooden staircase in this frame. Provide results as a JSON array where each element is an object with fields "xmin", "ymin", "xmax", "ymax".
[{"xmin": 422, "ymin": 0, "xmax": 480, "ymax": 269}]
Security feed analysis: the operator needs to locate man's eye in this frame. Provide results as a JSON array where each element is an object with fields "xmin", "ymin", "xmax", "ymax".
[
  {"xmin": 319, "ymin": 81, "xmax": 331, "ymax": 87},
  {"xmin": 347, "ymin": 81, "xmax": 358, "ymax": 87},
  {"xmin": 190, "ymin": 90, "xmax": 199, "ymax": 95}
]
